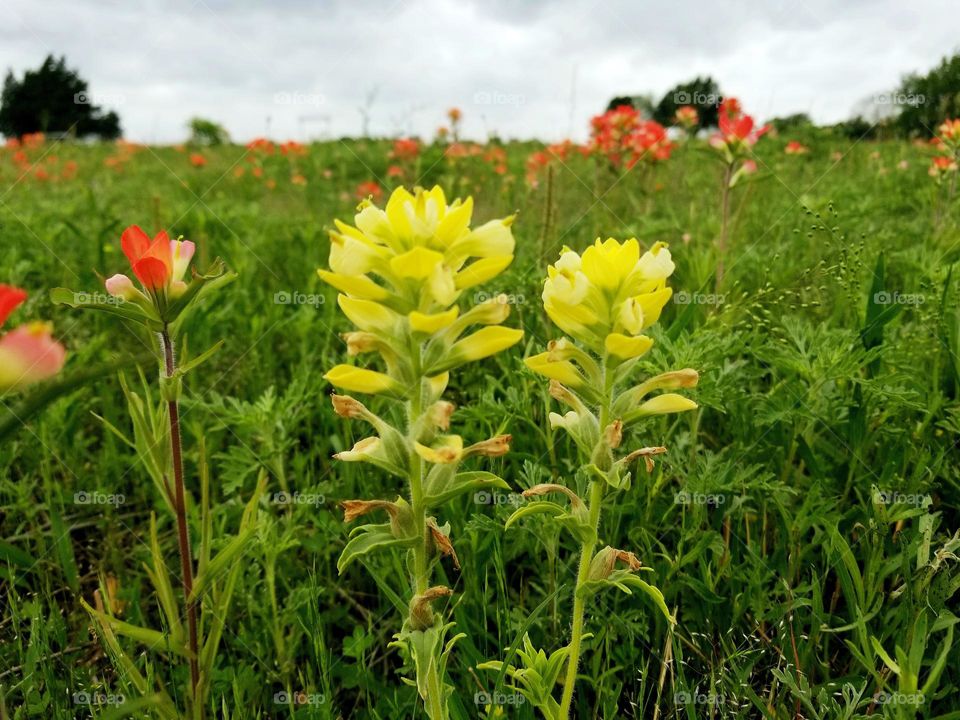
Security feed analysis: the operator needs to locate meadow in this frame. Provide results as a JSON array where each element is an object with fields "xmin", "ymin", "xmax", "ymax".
[{"xmin": 2, "ymin": 108, "xmax": 960, "ymax": 719}]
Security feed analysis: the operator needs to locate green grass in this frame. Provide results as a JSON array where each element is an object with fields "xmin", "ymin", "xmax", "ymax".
[{"xmin": 2, "ymin": 131, "xmax": 960, "ymax": 719}]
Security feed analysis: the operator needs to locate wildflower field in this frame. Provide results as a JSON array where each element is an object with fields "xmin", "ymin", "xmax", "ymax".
[{"xmin": 3, "ymin": 105, "xmax": 960, "ymax": 719}]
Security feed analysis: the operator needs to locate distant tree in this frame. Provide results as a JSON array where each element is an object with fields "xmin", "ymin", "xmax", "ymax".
[
  {"xmin": 605, "ymin": 95, "xmax": 635, "ymax": 112},
  {"xmin": 604, "ymin": 94, "xmax": 656, "ymax": 118},
  {"xmin": 0, "ymin": 55, "xmax": 121, "ymax": 139},
  {"xmin": 895, "ymin": 51, "xmax": 960, "ymax": 137},
  {"xmin": 188, "ymin": 117, "xmax": 230, "ymax": 146},
  {"xmin": 770, "ymin": 113, "xmax": 814, "ymax": 132},
  {"xmin": 832, "ymin": 116, "xmax": 881, "ymax": 141},
  {"xmin": 653, "ymin": 76, "xmax": 722, "ymax": 127}
]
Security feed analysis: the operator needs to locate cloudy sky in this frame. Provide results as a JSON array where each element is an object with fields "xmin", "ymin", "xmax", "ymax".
[{"xmin": 3, "ymin": 0, "xmax": 957, "ymax": 143}]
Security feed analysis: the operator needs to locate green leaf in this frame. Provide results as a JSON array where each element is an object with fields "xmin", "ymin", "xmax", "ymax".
[
  {"xmin": 578, "ymin": 571, "xmax": 675, "ymax": 624},
  {"xmin": 50, "ymin": 286, "xmax": 159, "ymax": 326},
  {"xmin": 423, "ymin": 469, "xmax": 510, "ymax": 507},
  {"xmin": 504, "ymin": 501, "xmax": 566, "ymax": 530},
  {"xmin": 80, "ymin": 598, "xmax": 192, "ymax": 658},
  {"xmin": 189, "ymin": 524, "xmax": 258, "ymax": 602},
  {"xmin": 337, "ymin": 523, "xmax": 416, "ymax": 574}
]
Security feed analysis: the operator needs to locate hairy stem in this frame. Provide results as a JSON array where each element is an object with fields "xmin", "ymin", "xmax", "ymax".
[
  {"xmin": 161, "ymin": 330, "xmax": 201, "ymax": 707},
  {"xmin": 716, "ymin": 162, "xmax": 733, "ymax": 287},
  {"xmin": 406, "ymin": 340, "xmax": 447, "ymax": 719},
  {"xmin": 558, "ymin": 479, "xmax": 604, "ymax": 718},
  {"xmin": 558, "ymin": 358, "xmax": 614, "ymax": 718}
]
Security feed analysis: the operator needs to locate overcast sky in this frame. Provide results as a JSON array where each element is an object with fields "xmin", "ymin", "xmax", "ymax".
[{"xmin": 3, "ymin": 0, "xmax": 957, "ymax": 144}]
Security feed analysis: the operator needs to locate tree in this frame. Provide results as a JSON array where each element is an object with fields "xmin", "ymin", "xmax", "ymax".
[
  {"xmin": 0, "ymin": 55, "xmax": 121, "ymax": 140},
  {"xmin": 188, "ymin": 117, "xmax": 229, "ymax": 146},
  {"xmin": 770, "ymin": 113, "xmax": 814, "ymax": 132},
  {"xmin": 604, "ymin": 94, "xmax": 656, "ymax": 118},
  {"xmin": 895, "ymin": 52, "xmax": 960, "ymax": 137},
  {"xmin": 653, "ymin": 76, "xmax": 722, "ymax": 127}
]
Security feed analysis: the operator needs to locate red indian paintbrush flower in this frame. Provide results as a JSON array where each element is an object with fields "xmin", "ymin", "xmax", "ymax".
[
  {"xmin": 0, "ymin": 285, "xmax": 66, "ymax": 391},
  {"xmin": 710, "ymin": 97, "xmax": 769, "ymax": 160},
  {"xmin": 675, "ymin": 105, "xmax": 699, "ymax": 130},
  {"xmin": 107, "ymin": 226, "xmax": 196, "ymax": 298},
  {"xmin": 389, "ymin": 138, "xmax": 421, "ymax": 161}
]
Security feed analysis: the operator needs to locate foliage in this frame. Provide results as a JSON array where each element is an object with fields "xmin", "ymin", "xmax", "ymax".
[
  {"xmin": 653, "ymin": 75, "xmax": 722, "ymax": 127},
  {"xmin": 0, "ymin": 55, "xmax": 121, "ymax": 139},
  {"xmin": 188, "ymin": 117, "xmax": 230, "ymax": 147},
  {"xmin": 896, "ymin": 51, "xmax": 960, "ymax": 137},
  {"xmin": 1, "ymin": 129, "xmax": 960, "ymax": 718}
]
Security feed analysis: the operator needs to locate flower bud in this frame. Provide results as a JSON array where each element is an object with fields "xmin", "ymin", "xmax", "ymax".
[
  {"xmin": 427, "ymin": 400, "xmax": 456, "ymax": 430},
  {"xmin": 331, "ymin": 393, "xmax": 368, "ymax": 419},
  {"xmin": 105, "ymin": 273, "xmax": 138, "ymax": 300},
  {"xmin": 408, "ymin": 586, "xmax": 453, "ymax": 631},
  {"xmin": 587, "ymin": 546, "xmax": 642, "ymax": 581},
  {"xmin": 341, "ymin": 331, "xmax": 380, "ymax": 356},
  {"xmin": 427, "ymin": 520, "xmax": 460, "ymax": 570},
  {"xmin": 465, "ymin": 434, "xmax": 511, "ymax": 458},
  {"xmin": 604, "ymin": 420, "xmax": 623, "ymax": 449}
]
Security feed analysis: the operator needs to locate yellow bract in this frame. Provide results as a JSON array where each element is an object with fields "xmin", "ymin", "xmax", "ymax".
[
  {"xmin": 409, "ymin": 308, "xmax": 459, "ymax": 333},
  {"xmin": 324, "ymin": 365, "xmax": 398, "ymax": 395},
  {"xmin": 528, "ymin": 237, "xmax": 698, "ymax": 427},
  {"xmin": 452, "ymin": 327, "xmax": 524, "ymax": 363},
  {"xmin": 321, "ymin": 186, "xmax": 523, "ymax": 401},
  {"xmin": 542, "ymin": 238, "xmax": 675, "ymax": 350}
]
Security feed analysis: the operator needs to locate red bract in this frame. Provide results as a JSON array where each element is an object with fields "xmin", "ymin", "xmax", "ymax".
[
  {"xmin": 711, "ymin": 97, "xmax": 769, "ymax": 159},
  {"xmin": 280, "ymin": 140, "xmax": 307, "ymax": 156},
  {"xmin": 0, "ymin": 285, "xmax": 28, "ymax": 327},
  {"xmin": 389, "ymin": 138, "xmax": 420, "ymax": 161},
  {"xmin": 0, "ymin": 285, "xmax": 66, "ymax": 391},
  {"xmin": 355, "ymin": 180, "xmax": 383, "ymax": 203},
  {"xmin": 246, "ymin": 138, "xmax": 276, "ymax": 155},
  {"xmin": 589, "ymin": 106, "xmax": 672, "ymax": 167},
  {"xmin": 675, "ymin": 105, "xmax": 699, "ymax": 129},
  {"xmin": 785, "ymin": 140, "xmax": 809, "ymax": 155},
  {"xmin": 121, "ymin": 227, "xmax": 174, "ymax": 290},
  {"xmin": 189, "ymin": 153, "xmax": 207, "ymax": 167}
]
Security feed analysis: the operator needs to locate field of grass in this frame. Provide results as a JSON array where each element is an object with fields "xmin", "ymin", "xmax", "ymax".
[{"xmin": 2, "ymin": 127, "xmax": 960, "ymax": 719}]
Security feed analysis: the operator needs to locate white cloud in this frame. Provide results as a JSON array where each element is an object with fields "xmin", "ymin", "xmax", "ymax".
[{"xmin": 1, "ymin": 0, "xmax": 957, "ymax": 143}]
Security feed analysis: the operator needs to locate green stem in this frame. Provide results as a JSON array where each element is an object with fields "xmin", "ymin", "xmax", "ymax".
[
  {"xmin": 558, "ymin": 479, "xmax": 604, "ymax": 718},
  {"xmin": 161, "ymin": 330, "xmax": 201, "ymax": 714},
  {"xmin": 558, "ymin": 357, "xmax": 614, "ymax": 718},
  {"xmin": 405, "ymin": 338, "xmax": 447, "ymax": 719}
]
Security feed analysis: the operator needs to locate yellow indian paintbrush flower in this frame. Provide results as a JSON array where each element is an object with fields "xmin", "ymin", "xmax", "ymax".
[
  {"xmin": 321, "ymin": 186, "xmax": 523, "ymax": 396},
  {"xmin": 541, "ymin": 237, "xmax": 674, "ymax": 352},
  {"xmin": 321, "ymin": 186, "xmax": 524, "ymax": 716},
  {"xmin": 527, "ymin": 237, "xmax": 697, "ymax": 425}
]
